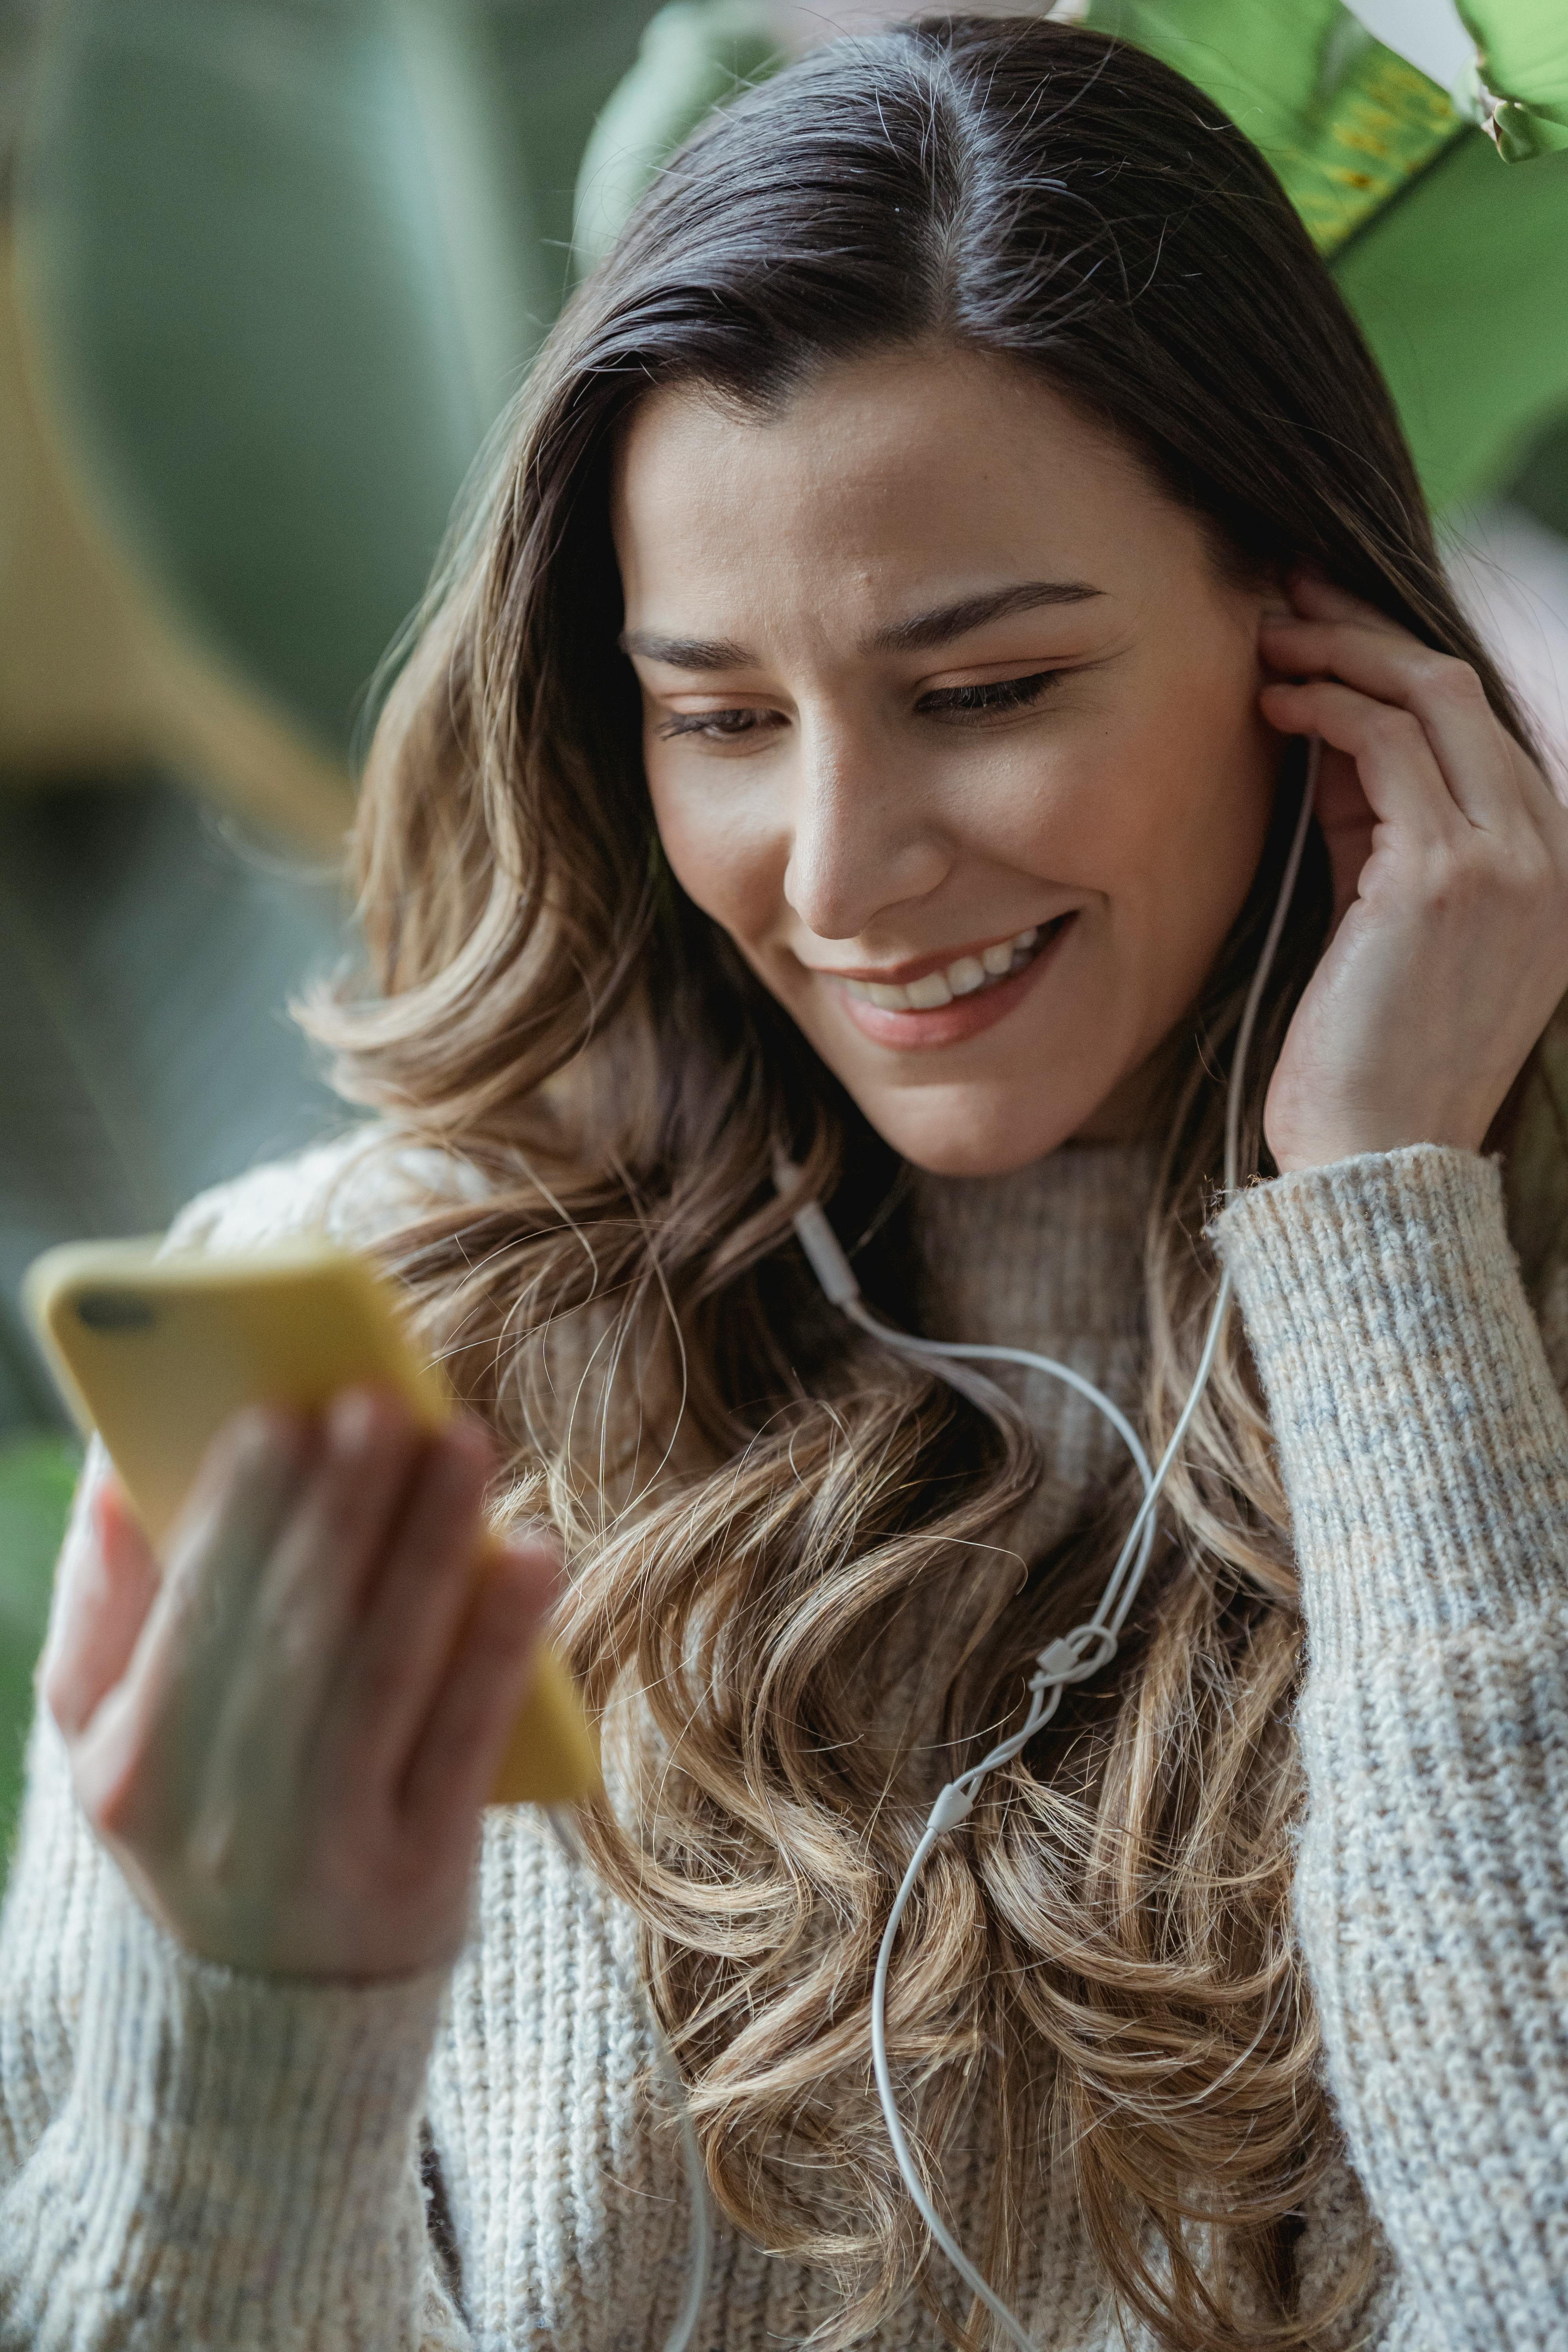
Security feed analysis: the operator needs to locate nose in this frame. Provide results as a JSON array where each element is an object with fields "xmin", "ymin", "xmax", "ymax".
[{"xmin": 782, "ymin": 716, "xmax": 952, "ymax": 942}]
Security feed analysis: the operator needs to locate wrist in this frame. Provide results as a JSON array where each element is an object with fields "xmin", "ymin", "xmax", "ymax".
[
  {"xmin": 1212, "ymin": 1144, "xmax": 1568, "ymax": 1650},
  {"xmin": 1266, "ymin": 1118, "xmax": 1487, "ymax": 1176},
  {"xmin": 16, "ymin": 1833, "xmax": 453, "ymax": 2328}
]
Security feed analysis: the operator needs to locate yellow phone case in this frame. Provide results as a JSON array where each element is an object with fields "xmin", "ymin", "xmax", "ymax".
[{"xmin": 23, "ymin": 1235, "xmax": 599, "ymax": 1808}]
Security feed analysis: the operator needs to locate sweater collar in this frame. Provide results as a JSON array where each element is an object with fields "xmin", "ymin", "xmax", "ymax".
[{"xmin": 910, "ymin": 1140, "xmax": 1161, "ymax": 1354}]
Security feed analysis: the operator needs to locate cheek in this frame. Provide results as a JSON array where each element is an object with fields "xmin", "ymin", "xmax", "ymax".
[
  {"xmin": 645, "ymin": 763, "xmax": 784, "ymax": 946},
  {"xmin": 1102, "ymin": 676, "xmax": 1277, "ymax": 965}
]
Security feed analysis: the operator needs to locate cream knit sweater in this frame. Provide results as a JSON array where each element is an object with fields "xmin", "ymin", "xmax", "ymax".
[{"xmin": 2, "ymin": 1129, "xmax": 1566, "ymax": 2349}]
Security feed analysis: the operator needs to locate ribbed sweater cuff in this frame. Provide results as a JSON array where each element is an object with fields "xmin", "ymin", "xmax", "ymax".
[
  {"xmin": 1211, "ymin": 1143, "xmax": 1568, "ymax": 1665},
  {"xmin": 23, "ymin": 1859, "xmax": 450, "ymax": 2333}
]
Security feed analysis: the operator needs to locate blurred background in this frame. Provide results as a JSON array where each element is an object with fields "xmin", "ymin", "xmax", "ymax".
[{"xmin": 1, "ymin": 0, "xmax": 1566, "ymax": 1876}]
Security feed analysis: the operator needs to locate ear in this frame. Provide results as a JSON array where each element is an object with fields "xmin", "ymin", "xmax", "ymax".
[{"xmin": 1255, "ymin": 555, "xmax": 1295, "ymax": 635}]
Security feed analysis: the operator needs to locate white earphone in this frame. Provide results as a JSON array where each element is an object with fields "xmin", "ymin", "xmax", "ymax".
[
  {"xmin": 771, "ymin": 738, "xmax": 1320, "ymax": 2348},
  {"xmin": 556, "ymin": 738, "xmax": 1318, "ymax": 2352}
]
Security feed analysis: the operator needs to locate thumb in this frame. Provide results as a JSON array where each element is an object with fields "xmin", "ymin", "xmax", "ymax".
[{"xmin": 39, "ymin": 1466, "xmax": 161, "ymax": 1740}]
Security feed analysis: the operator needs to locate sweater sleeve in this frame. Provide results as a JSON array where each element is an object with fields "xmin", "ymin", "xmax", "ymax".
[
  {"xmin": 0, "ymin": 1141, "xmax": 481, "ymax": 2348},
  {"xmin": 1212, "ymin": 1143, "xmax": 1568, "ymax": 2351}
]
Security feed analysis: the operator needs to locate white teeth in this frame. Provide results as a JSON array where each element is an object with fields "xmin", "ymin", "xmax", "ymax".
[
  {"xmin": 904, "ymin": 970, "xmax": 953, "ymax": 1009},
  {"xmin": 840, "ymin": 923, "xmax": 1058, "ymax": 1014}
]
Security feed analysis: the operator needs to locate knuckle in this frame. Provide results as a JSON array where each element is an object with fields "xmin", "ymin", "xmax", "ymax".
[
  {"xmin": 1368, "ymin": 702, "xmax": 1418, "ymax": 747},
  {"xmin": 328, "ymin": 1385, "xmax": 412, "ymax": 1458},
  {"xmin": 1410, "ymin": 651, "xmax": 1475, "ymax": 702},
  {"xmin": 1428, "ymin": 654, "xmax": 1486, "ymax": 707},
  {"xmin": 1415, "ymin": 847, "xmax": 1473, "ymax": 916},
  {"xmin": 215, "ymin": 1404, "xmax": 303, "ymax": 1485}
]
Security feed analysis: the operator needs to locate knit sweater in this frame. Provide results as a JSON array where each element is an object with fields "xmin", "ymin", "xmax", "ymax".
[{"xmin": 2, "ymin": 1128, "xmax": 1566, "ymax": 2349}]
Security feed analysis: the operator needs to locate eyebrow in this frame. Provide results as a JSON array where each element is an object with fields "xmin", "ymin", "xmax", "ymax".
[
  {"xmin": 872, "ymin": 578, "xmax": 1104, "ymax": 652},
  {"xmin": 618, "ymin": 578, "xmax": 1105, "ymax": 671}
]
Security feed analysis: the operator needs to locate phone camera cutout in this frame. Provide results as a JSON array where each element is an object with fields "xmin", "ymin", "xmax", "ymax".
[{"xmin": 74, "ymin": 1292, "xmax": 156, "ymax": 1333}]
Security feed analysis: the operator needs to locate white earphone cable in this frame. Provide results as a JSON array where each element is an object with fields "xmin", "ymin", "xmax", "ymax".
[
  {"xmin": 776, "ymin": 738, "xmax": 1320, "ymax": 2345},
  {"xmin": 539, "ymin": 741, "xmax": 1318, "ymax": 2352}
]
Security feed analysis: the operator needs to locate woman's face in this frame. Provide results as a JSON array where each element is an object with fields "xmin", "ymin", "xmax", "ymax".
[{"xmin": 613, "ymin": 345, "xmax": 1283, "ymax": 1175}]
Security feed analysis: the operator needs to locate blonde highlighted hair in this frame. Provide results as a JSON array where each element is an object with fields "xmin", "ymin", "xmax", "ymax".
[{"xmin": 305, "ymin": 18, "xmax": 1567, "ymax": 2347}]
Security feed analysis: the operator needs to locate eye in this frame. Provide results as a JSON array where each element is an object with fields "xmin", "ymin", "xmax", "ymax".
[
  {"xmin": 654, "ymin": 707, "xmax": 784, "ymax": 743},
  {"xmin": 917, "ymin": 670, "xmax": 1060, "ymax": 719}
]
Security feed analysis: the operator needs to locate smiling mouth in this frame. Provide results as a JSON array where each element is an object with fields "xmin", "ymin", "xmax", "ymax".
[{"xmin": 836, "ymin": 919, "xmax": 1068, "ymax": 1011}]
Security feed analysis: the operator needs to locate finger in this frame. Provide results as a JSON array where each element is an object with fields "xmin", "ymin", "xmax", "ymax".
[
  {"xmin": 234, "ymin": 1388, "xmax": 428, "ymax": 1742},
  {"xmin": 37, "ymin": 1448, "xmax": 114, "ymax": 1713},
  {"xmin": 1303, "ymin": 744, "xmax": 1376, "ymax": 933},
  {"xmin": 1261, "ymin": 618, "xmax": 1520, "ymax": 831},
  {"xmin": 123, "ymin": 1408, "xmax": 314, "ymax": 1729},
  {"xmin": 399, "ymin": 1539, "xmax": 556, "ymax": 1835},
  {"xmin": 39, "ymin": 1473, "xmax": 160, "ymax": 1738},
  {"xmin": 328, "ymin": 1418, "xmax": 499, "ymax": 1795},
  {"xmin": 1285, "ymin": 567, "xmax": 1408, "ymax": 636},
  {"xmin": 1259, "ymin": 677, "xmax": 1460, "ymax": 840}
]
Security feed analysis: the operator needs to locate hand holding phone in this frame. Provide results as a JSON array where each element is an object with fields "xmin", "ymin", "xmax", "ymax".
[
  {"xmin": 24, "ymin": 1236, "xmax": 599, "ymax": 1980},
  {"xmin": 40, "ymin": 1393, "xmax": 557, "ymax": 1978}
]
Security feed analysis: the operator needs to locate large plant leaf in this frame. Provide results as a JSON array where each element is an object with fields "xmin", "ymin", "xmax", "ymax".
[
  {"xmin": 477, "ymin": 0, "xmax": 652, "ymax": 290},
  {"xmin": 15, "ymin": 0, "xmax": 545, "ymax": 754}
]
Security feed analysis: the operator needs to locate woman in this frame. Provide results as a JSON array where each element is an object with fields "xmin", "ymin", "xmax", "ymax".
[{"xmin": 4, "ymin": 16, "xmax": 1566, "ymax": 2350}]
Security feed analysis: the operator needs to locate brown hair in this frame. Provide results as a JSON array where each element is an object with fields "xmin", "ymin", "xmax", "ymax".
[{"xmin": 306, "ymin": 18, "xmax": 1561, "ymax": 2348}]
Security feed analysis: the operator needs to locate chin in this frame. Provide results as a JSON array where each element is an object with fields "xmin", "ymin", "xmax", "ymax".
[{"xmin": 865, "ymin": 1088, "xmax": 1092, "ymax": 1179}]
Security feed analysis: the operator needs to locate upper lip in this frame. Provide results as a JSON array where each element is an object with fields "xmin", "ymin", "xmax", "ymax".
[{"xmin": 806, "ymin": 917, "xmax": 1069, "ymax": 988}]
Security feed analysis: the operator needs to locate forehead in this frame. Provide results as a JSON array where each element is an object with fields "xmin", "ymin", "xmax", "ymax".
[{"xmin": 609, "ymin": 345, "xmax": 1200, "ymax": 637}]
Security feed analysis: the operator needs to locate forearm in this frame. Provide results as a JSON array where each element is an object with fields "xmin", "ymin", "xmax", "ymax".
[{"xmin": 1215, "ymin": 1143, "xmax": 1568, "ymax": 2348}]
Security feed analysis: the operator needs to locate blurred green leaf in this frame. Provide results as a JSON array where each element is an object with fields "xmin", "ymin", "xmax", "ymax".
[
  {"xmin": 0, "ymin": 779, "xmax": 354, "ymax": 1434},
  {"xmin": 479, "ymin": 0, "xmax": 652, "ymax": 284},
  {"xmin": 1334, "ymin": 132, "xmax": 1568, "ymax": 514},
  {"xmin": 1086, "ymin": 0, "xmax": 1464, "ymax": 255},
  {"xmin": 0, "ymin": 1430, "xmax": 80, "ymax": 1883},
  {"xmin": 1511, "ymin": 417, "xmax": 1568, "ymax": 540},
  {"xmin": 573, "ymin": 2, "xmax": 783, "ymax": 274},
  {"xmin": 17, "ymin": 0, "xmax": 547, "ymax": 751}
]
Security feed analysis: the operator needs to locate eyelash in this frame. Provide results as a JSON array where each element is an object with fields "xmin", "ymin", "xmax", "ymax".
[
  {"xmin": 918, "ymin": 670, "xmax": 1060, "ymax": 717},
  {"xmin": 657, "ymin": 708, "xmax": 773, "ymax": 741},
  {"xmin": 654, "ymin": 670, "xmax": 1061, "ymax": 741}
]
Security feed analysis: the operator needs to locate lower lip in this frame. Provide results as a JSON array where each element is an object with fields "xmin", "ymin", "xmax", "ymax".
[{"xmin": 829, "ymin": 917, "xmax": 1076, "ymax": 1049}]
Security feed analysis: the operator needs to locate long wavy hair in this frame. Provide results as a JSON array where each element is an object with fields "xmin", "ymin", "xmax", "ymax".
[{"xmin": 305, "ymin": 18, "xmax": 1564, "ymax": 2349}]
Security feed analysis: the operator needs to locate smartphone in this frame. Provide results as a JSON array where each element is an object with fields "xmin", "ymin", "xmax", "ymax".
[{"xmin": 22, "ymin": 1234, "xmax": 598, "ymax": 1806}]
